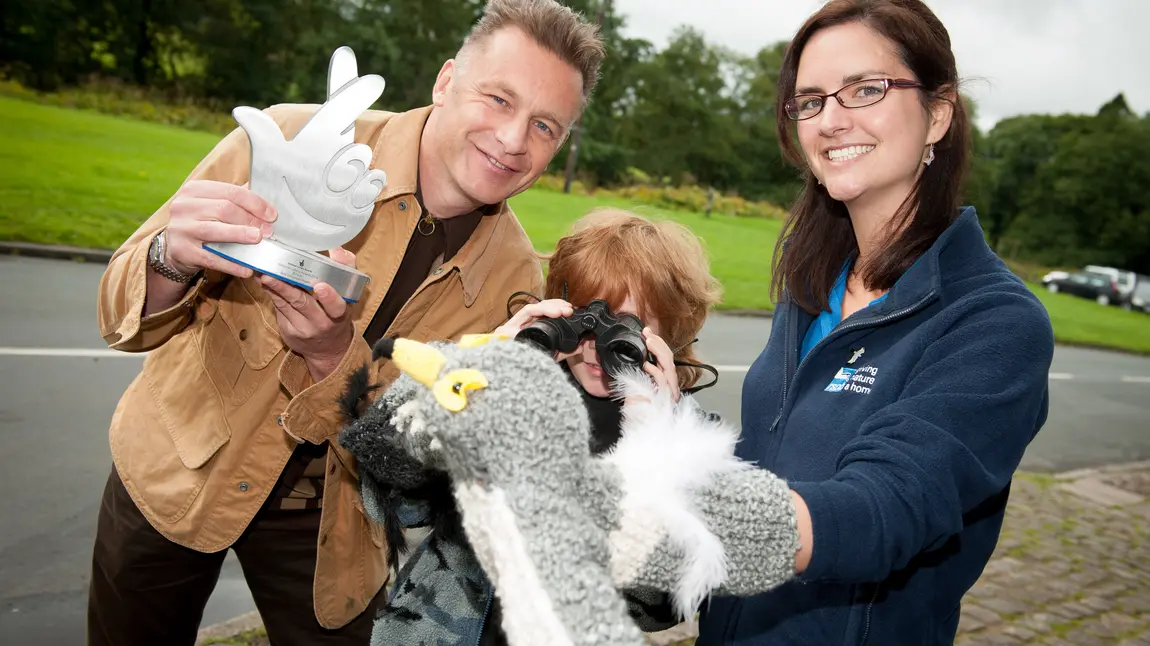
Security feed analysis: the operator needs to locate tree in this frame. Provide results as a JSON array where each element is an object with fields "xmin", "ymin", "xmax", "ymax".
[
  {"xmin": 729, "ymin": 41, "xmax": 800, "ymax": 205},
  {"xmin": 0, "ymin": 0, "xmax": 109, "ymax": 89},
  {"xmin": 1009, "ymin": 115, "xmax": 1150, "ymax": 272},
  {"xmin": 1096, "ymin": 92, "xmax": 1133, "ymax": 120},
  {"xmin": 979, "ymin": 113, "xmax": 1091, "ymax": 250},
  {"xmin": 547, "ymin": 0, "xmax": 653, "ymax": 187},
  {"xmin": 615, "ymin": 27, "xmax": 732, "ymax": 185}
]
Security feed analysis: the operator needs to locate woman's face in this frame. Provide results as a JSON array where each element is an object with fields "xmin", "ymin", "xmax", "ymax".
[
  {"xmin": 794, "ymin": 22, "xmax": 950, "ymax": 211},
  {"xmin": 564, "ymin": 294, "xmax": 661, "ymax": 398}
]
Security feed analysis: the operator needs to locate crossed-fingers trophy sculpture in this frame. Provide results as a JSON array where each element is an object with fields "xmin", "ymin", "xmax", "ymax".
[{"xmin": 203, "ymin": 46, "xmax": 387, "ymax": 302}]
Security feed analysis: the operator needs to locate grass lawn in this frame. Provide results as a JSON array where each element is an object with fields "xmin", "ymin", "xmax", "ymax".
[
  {"xmin": 0, "ymin": 96, "xmax": 220, "ymax": 249},
  {"xmin": 2, "ymin": 97, "xmax": 1148, "ymax": 352},
  {"xmin": 0, "ymin": 95, "xmax": 782, "ymax": 312},
  {"xmin": 507, "ymin": 189, "xmax": 783, "ymax": 312},
  {"xmin": 1028, "ymin": 284, "xmax": 1150, "ymax": 354}
]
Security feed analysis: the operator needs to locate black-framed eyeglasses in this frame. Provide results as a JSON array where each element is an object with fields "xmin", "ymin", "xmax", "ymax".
[{"xmin": 785, "ymin": 78, "xmax": 923, "ymax": 121}]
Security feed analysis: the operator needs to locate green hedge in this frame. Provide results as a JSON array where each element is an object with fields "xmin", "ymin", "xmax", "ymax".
[
  {"xmin": 0, "ymin": 77, "xmax": 236, "ymax": 136},
  {"xmin": 531, "ymin": 174, "xmax": 787, "ymax": 220}
]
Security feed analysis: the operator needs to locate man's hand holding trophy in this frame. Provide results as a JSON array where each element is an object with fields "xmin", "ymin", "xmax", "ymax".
[
  {"xmin": 155, "ymin": 45, "xmax": 388, "ymax": 381},
  {"xmin": 203, "ymin": 45, "xmax": 387, "ymax": 303}
]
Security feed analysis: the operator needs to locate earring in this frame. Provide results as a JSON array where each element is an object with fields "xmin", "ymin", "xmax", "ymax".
[{"xmin": 924, "ymin": 143, "xmax": 936, "ymax": 166}]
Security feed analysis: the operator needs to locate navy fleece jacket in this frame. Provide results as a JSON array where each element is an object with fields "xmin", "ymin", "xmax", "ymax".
[{"xmin": 697, "ymin": 208, "xmax": 1054, "ymax": 645}]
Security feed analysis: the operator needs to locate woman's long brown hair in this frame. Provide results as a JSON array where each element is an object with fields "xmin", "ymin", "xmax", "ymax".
[{"xmin": 771, "ymin": 0, "xmax": 973, "ymax": 314}]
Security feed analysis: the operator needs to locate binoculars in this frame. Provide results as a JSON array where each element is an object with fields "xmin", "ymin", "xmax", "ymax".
[{"xmin": 515, "ymin": 299, "xmax": 651, "ymax": 377}]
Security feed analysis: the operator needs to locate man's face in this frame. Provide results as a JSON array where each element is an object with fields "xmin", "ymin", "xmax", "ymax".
[{"xmin": 430, "ymin": 26, "xmax": 585, "ymax": 207}]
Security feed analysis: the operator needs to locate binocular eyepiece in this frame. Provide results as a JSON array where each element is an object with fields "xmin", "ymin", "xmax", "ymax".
[{"xmin": 515, "ymin": 299, "xmax": 650, "ymax": 377}]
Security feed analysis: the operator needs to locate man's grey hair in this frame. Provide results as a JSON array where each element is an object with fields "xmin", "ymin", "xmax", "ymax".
[{"xmin": 458, "ymin": 0, "xmax": 605, "ymax": 103}]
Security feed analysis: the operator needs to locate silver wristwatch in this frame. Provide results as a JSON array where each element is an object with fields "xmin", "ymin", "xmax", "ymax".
[{"xmin": 147, "ymin": 231, "xmax": 197, "ymax": 284}]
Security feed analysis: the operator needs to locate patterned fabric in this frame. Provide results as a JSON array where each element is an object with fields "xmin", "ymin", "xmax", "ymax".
[
  {"xmin": 373, "ymin": 519, "xmax": 493, "ymax": 646},
  {"xmin": 270, "ymin": 442, "xmax": 328, "ymax": 510},
  {"xmin": 363, "ymin": 471, "xmax": 681, "ymax": 646}
]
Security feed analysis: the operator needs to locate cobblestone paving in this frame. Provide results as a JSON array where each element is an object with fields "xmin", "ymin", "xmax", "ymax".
[
  {"xmin": 649, "ymin": 461, "xmax": 1150, "ymax": 646},
  {"xmin": 213, "ymin": 463, "xmax": 1150, "ymax": 646},
  {"xmin": 955, "ymin": 462, "xmax": 1150, "ymax": 646}
]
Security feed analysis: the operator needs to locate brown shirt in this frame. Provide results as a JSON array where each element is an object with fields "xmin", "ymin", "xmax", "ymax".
[{"xmin": 364, "ymin": 198, "xmax": 488, "ymax": 346}]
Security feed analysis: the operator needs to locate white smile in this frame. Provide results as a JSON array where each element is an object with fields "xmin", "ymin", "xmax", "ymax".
[
  {"xmin": 486, "ymin": 154, "xmax": 512, "ymax": 172},
  {"xmin": 827, "ymin": 145, "xmax": 875, "ymax": 162}
]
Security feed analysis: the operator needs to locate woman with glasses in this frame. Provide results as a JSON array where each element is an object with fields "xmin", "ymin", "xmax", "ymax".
[{"xmin": 694, "ymin": 0, "xmax": 1055, "ymax": 644}]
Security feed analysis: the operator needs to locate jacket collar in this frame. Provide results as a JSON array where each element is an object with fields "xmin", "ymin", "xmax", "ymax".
[
  {"xmin": 869, "ymin": 206, "xmax": 984, "ymax": 314},
  {"xmin": 368, "ymin": 105, "xmax": 516, "ymax": 307},
  {"xmin": 370, "ymin": 105, "xmax": 431, "ymax": 201}
]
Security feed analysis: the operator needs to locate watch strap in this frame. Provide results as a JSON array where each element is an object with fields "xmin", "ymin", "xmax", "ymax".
[{"xmin": 148, "ymin": 231, "xmax": 197, "ymax": 284}]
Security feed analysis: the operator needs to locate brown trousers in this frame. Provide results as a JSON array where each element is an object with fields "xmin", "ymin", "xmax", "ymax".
[{"xmin": 87, "ymin": 468, "xmax": 385, "ymax": 646}]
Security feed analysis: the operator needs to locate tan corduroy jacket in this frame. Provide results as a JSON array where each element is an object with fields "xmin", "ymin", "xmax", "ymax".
[{"xmin": 96, "ymin": 104, "xmax": 543, "ymax": 628}]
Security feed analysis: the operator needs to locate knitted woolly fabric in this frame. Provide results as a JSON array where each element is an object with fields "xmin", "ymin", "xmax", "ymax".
[{"xmin": 340, "ymin": 338, "xmax": 800, "ymax": 646}]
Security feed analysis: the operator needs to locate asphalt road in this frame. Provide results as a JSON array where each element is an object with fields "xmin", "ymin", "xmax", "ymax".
[{"xmin": 1, "ymin": 254, "xmax": 1148, "ymax": 644}]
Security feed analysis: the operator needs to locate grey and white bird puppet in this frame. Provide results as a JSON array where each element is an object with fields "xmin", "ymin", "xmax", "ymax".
[{"xmin": 338, "ymin": 333, "xmax": 802, "ymax": 646}]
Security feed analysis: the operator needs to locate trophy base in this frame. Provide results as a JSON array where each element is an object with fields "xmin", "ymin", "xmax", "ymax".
[{"xmin": 203, "ymin": 239, "xmax": 370, "ymax": 303}]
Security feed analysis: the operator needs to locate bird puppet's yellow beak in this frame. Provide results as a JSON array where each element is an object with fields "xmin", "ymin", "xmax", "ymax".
[{"xmin": 381, "ymin": 337, "xmax": 490, "ymax": 412}]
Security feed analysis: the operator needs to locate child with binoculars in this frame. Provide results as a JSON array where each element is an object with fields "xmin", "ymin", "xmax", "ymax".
[
  {"xmin": 497, "ymin": 208, "xmax": 721, "ymax": 409},
  {"xmin": 344, "ymin": 207, "xmax": 723, "ymax": 645}
]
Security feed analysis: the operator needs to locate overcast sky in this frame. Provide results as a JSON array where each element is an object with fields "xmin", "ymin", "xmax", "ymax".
[{"xmin": 612, "ymin": 0, "xmax": 1149, "ymax": 133}]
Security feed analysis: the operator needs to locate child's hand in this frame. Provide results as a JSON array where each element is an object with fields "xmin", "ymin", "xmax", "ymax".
[
  {"xmin": 493, "ymin": 299, "xmax": 573, "ymax": 340},
  {"xmin": 640, "ymin": 328, "xmax": 680, "ymax": 403}
]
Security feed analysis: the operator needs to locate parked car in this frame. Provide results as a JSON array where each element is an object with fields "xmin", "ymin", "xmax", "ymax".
[
  {"xmin": 1042, "ymin": 270, "xmax": 1122, "ymax": 305},
  {"xmin": 1124, "ymin": 275, "xmax": 1150, "ymax": 313},
  {"xmin": 1085, "ymin": 265, "xmax": 1138, "ymax": 302}
]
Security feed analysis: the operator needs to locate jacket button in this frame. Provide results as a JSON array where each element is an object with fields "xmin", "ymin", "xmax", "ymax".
[
  {"xmin": 238, "ymin": 481, "xmax": 250, "ymax": 492},
  {"xmin": 398, "ymin": 200, "xmax": 407, "ymax": 211},
  {"xmin": 238, "ymin": 328, "xmax": 248, "ymax": 341}
]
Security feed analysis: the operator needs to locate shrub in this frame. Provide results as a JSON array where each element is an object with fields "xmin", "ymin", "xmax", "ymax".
[
  {"xmin": 533, "ymin": 175, "xmax": 786, "ymax": 220},
  {"xmin": 533, "ymin": 174, "xmax": 590, "ymax": 195},
  {"xmin": 0, "ymin": 76, "xmax": 236, "ymax": 136}
]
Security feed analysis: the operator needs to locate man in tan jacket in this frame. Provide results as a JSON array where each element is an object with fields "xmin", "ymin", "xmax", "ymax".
[{"xmin": 87, "ymin": 2, "xmax": 604, "ymax": 644}]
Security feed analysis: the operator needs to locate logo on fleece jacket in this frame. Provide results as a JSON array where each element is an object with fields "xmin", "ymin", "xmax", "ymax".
[{"xmin": 824, "ymin": 364, "xmax": 879, "ymax": 394}]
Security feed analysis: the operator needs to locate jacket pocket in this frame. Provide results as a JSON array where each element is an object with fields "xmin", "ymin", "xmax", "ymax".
[
  {"xmin": 112, "ymin": 338, "xmax": 233, "ymax": 525},
  {"xmin": 213, "ymin": 277, "xmax": 284, "ymax": 406}
]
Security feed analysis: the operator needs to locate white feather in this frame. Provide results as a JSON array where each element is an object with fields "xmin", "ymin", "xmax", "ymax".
[{"xmin": 603, "ymin": 368, "xmax": 752, "ymax": 620}]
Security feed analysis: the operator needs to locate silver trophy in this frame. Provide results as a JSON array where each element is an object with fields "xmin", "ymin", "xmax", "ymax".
[{"xmin": 203, "ymin": 46, "xmax": 387, "ymax": 302}]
